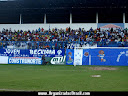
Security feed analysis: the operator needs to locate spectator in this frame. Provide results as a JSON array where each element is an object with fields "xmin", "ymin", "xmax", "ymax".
[
  {"xmin": 42, "ymin": 54, "xmax": 46, "ymax": 65},
  {"xmin": 0, "ymin": 26, "xmax": 127, "ymax": 49}
]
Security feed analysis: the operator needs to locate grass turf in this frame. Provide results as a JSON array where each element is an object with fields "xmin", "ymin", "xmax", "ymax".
[{"xmin": 0, "ymin": 64, "xmax": 128, "ymax": 91}]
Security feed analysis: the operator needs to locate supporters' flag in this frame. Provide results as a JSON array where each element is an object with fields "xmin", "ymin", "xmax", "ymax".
[
  {"xmin": 74, "ymin": 49, "xmax": 83, "ymax": 65},
  {"xmin": 66, "ymin": 49, "xmax": 74, "ymax": 65},
  {"xmin": 82, "ymin": 50, "xmax": 89, "ymax": 65}
]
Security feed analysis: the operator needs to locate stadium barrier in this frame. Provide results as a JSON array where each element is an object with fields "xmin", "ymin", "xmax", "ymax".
[
  {"xmin": 0, "ymin": 41, "xmax": 128, "ymax": 50},
  {"xmin": 0, "ymin": 48, "xmax": 65, "ymax": 65},
  {"xmin": 0, "ymin": 47, "xmax": 128, "ymax": 66},
  {"xmin": 0, "ymin": 56, "xmax": 8, "ymax": 64},
  {"xmin": 66, "ymin": 48, "xmax": 128, "ymax": 66}
]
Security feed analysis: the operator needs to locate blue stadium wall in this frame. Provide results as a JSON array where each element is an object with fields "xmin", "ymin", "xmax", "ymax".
[
  {"xmin": 0, "ymin": 48, "xmax": 128, "ymax": 66},
  {"xmin": 66, "ymin": 48, "xmax": 128, "ymax": 66}
]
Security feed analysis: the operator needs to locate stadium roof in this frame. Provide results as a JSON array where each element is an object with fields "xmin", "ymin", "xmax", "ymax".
[
  {"xmin": 0, "ymin": 0, "xmax": 128, "ymax": 10},
  {"xmin": 0, "ymin": 0, "xmax": 128, "ymax": 24}
]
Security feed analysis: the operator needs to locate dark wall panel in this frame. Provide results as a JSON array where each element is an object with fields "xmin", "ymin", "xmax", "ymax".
[
  {"xmin": 72, "ymin": 9, "xmax": 96, "ymax": 23},
  {"xmin": 46, "ymin": 9, "xmax": 70, "ymax": 23},
  {"xmin": 22, "ymin": 10, "xmax": 44, "ymax": 23},
  {"xmin": 99, "ymin": 9, "xmax": 123, "ymax": 23},
  {"xmin": 0, "ymin": 10, "xmax": 20, "ymax": 24}
]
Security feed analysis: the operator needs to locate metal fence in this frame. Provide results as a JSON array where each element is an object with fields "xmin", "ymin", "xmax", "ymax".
[{"xmin": 0, "ymin": 41, "xmax": 128, "ymax": 49}]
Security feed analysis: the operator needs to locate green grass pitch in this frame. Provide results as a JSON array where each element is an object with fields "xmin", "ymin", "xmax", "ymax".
[{"xmin": 0, "ymin": 64, "xmax": 128, "ymax": 91}]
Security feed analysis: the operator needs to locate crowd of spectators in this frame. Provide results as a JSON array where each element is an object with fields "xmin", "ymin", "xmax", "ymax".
[{"xmin": 0, "ymin": 26, "xmax": 128, "ymax": 49}]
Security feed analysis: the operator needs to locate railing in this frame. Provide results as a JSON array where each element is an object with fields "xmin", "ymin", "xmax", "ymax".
[{"xmin": 0, "ymin": 41, "xmax": 128, "ymax": 49}]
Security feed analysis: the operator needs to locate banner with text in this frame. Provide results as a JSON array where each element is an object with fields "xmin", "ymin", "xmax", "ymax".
[
  {"xmin": 0, "ymin": 49, "xmax": 65, "ymax": 57},
  {"xmin": 8, "ymin": 57, "xmax": 42, "ymax": 65}
]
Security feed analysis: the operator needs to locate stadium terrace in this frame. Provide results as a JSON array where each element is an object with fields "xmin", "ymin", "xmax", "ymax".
[{"xmin": 0, "ymin": 27, "xmax": 128, "ymax": 49}]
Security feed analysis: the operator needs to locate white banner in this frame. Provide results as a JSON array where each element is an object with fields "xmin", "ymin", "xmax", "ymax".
[
  {"xmin": 74, "ymin": 49, "xmax": 83, "ymax": 65},
  {"xmin": 0, "ymin": 56, "xmax": 8, "ymax": 64},
  {"xmin": 51, "ymin": 56, "xmax": 66, "ymax": 65}
]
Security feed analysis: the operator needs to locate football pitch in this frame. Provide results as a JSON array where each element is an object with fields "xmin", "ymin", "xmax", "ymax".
[{"xmin": 0, "ymin": 64, "xmax": 128, "ymax": 91}]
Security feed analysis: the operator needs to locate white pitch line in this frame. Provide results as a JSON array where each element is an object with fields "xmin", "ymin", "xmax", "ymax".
[{"xmin": 0, "ymin": 89, "xmax": 25, "ymax": 91}]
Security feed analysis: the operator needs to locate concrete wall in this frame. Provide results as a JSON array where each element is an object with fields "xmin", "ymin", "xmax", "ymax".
[
  {"xmin": 0, "ymin": 23, "xmax": 97, "ymax": 31},
  {"xmin": 125, "ymin": 23, "xmax": 128, "ymax": 28}
]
